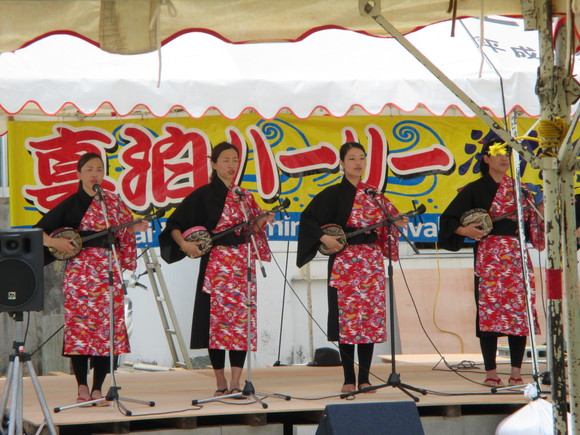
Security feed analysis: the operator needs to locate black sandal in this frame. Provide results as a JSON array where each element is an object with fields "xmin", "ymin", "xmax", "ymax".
[
  {"xmin": 213, "ymin": 388, "xmax": 228, "ymax": 397},
  {"xmin": 229, "ymin": 388, "xmax": 247, "ymax": 399}
]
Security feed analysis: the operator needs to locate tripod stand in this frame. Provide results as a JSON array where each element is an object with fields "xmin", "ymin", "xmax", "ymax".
[
  {"xmin": 192, "ymin": 191, "xmax": 290, "ymax": 408},
  {"xmin": 375, "ymin": 232, "xmax": 427, "ymax": 401},
  {"xmin": 0, "ymin": 312, "xmax": 57, "ymax": 435},
  {"xmin": 53, "ymin": 196, "xmax": 155, "ymax": 415},
  {"xmin": 342, "ymin": 199, "xmax": 427, "ymax": 402}
]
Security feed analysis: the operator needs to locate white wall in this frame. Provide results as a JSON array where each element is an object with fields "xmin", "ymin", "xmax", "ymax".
[
  {"xmin": 123, "ymin": 241, "xmax": 441, "ymax": 369},
  {"xmin": 124, "ymin": 241, "xmax": 340, "ymax": 368},
  {"xmin": 123, "ymin": 239, "xmax": 547, "ymax": 369}
]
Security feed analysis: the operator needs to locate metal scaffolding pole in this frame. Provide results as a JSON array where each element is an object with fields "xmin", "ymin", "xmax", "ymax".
[
  {"xmin": 555, "ymin": 17, "xmax": 580, "ymax": 435},
  {"xmin": 561, "ymin": 163, "xmax": 580, "ymax": 433},
  {"xmin": 357, "ymin": 0, "xmax": 538, "ymax": 165},
  {"xmin": 531, "ymin": 0, "xmax": 580, "ymax": 432},
  {"xmin": 532, "ymin": 2, "xmax": 568, "ymax": 432},
  {"xmin": 560, "ymin": 118, "xmax": 580, "ymax": 434}
]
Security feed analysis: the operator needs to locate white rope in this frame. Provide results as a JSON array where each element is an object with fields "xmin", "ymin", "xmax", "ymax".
[
  {"xmin": 157, "ymin": 45, "xmax": 162, "ymax": 88},
  {"xmin": 150, "ymin": 1, "xmax": 177, "ymax": 88}
]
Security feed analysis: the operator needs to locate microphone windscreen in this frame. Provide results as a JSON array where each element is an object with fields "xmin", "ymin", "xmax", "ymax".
[{"xmin": 92, "ymin": 184, "xmax": 104, "ymax": 200}]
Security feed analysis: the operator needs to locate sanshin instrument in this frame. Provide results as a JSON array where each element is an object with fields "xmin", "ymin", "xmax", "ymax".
[
  {"xmin": 459, "ymin": 201, "xmax": 543, "ymax": 238},
  {"xmin": 459, "ymin": 208, "xmax": 493, "ymax": 236},
  {"xmin": 182, "ymin": 198, "xmax": 290, "ymax": 256},
  {"xmin": 318, "ymin": 203, "xmax": 426, "ymax": 256},
  {"xmin": 49, "ymin": 210, "xmax": 163, "ymax": 260}
]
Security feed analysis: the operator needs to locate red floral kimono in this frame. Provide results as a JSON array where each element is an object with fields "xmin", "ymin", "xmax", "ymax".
[
  {"xmin": 329, "ymin": 182, "xmax": 399, "ymax": 344},
  {"xmin": 62, "ymin": 191, "xmax": 137, "ymax": 356},
  {"xmin": 202, "ymin": 188, "xmax": 271, "ymax": 351},
  {"xmin": 475, "ymin": 175, "xmax": 544, "ymax": 336}
]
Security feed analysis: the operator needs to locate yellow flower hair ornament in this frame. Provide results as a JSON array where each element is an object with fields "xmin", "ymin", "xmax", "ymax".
[{"xmin": 487, "ymin": 142, "xmax": 509, "ymax": 156}]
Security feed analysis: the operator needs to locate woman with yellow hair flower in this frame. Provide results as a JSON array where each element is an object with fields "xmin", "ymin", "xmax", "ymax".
[{"xmin": 438, "ymin": 138, "xmax": 544, "ymax": 388}]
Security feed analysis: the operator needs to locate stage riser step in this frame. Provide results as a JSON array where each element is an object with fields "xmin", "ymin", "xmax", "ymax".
[
  {"xmin": 101, "ymin": 424, "xmax": 284, "ymax": 435},
  {"xmin": 497, "ymin": 345, "xmax": 547, "ymax": 362},
  {"xmin": 95, "ymin": 415, "xmax": 513, "ymax": 435}
]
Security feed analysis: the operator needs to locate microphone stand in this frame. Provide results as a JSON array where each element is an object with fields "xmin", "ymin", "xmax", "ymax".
[
  {"xmin": 192, "ymin": 191, "xmax": 290, "ymax": 408},
  {"xmin": 274, "ymin": 197, "xmax": 291, "ymax": 367},
  {"xmin": 273, "ymin": 240, "xmax": 290, "ymax": 367},
  {"xmin": 492, "ymin": 150, "xmax": 546, "ymax": 397},
  {"xmin": 342, "ymin": 195, "xmax": 426, "ymax": 402},
  {"xmin": 54, "ymin": 191, "xmax": 155, "ymax": 414}
]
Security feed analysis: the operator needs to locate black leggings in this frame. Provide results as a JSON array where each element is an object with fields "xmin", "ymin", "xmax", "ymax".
[
  {"xmin": 70, "ymin": 355, "xmax": 109, "ymax": 393},
  {"xmin": 338, "ymin": 343, "xmax": 374, "ymax": 386},
  {"xmin": 479, "ymin": 335, "xmax": 527, "ymax": 371},
  {"xmin": 208, "ymin": 349, "xmax": 247, "ymax": 370}
]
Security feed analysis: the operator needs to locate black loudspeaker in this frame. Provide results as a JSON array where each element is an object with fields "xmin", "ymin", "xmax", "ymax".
[
  {"xmin": 316, "ymin": 402, "xmax": 424, "ymax": 435},
  {"xmin": 0, "ymin": 228, "xmax": 44, "ymax": 312}
]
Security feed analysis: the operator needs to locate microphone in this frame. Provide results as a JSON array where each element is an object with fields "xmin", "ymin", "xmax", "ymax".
[
  {"xmin": 277, "ymin": 196, "xmax": 291, "ymax": 220},
  {"xmin": 124, "ymin": 272, "xmax": 148, "ymax": 290},
  {"xmin": 93, "ymin": 184, "xmax": 104, "ymax": 201},
  {"xmin": 232, "ymin": 186, "xmax": 245, "ymax": 197},
  {"xmin": 364, "ymin": 188, "xmax": 381, "ymax": 196}
]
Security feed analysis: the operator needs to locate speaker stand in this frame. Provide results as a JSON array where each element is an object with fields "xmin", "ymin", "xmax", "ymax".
[{"xmin": 0, "ymin": 312, "xmax": 57, "ymax": 435}]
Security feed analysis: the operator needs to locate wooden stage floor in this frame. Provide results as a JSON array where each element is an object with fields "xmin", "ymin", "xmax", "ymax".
[{"xmin": 1, "ymin": 354, "xmax": 549, "ymax": 434}]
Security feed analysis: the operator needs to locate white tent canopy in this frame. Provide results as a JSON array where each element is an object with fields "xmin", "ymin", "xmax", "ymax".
[
  {"xmin": 0, "ymin": 0, "xmax": 544, "ymax": 55},
  {"xmin": 0, "ymin": 17, "xmax": 556, "ymax": 126}
]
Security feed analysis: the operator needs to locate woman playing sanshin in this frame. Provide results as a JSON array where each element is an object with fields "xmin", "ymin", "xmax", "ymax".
[
  {"xmin": 160, "ymin": 141, "xmax": 273, "ymax": 397},
  {"xmin": 297, "ymin": 141, "xmax": 408, "ymax": 393}
]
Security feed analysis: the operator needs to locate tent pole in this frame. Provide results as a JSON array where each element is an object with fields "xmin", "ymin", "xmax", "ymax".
[
  {"xmin": 358, "ymin": 0, "xmax": 538, "ymax": 167},
  {"xmin": 554, "ymin": 17, "xmax": 580, "ymax": 435},
  {"xmin": 556, "ymin": 19, "xmax": 580, "ymax": 434},
  {"xmin": 533, "ymin": 1, "xmax": 572, "ymax": 432},
  {"xmin": 560, "ymin": 161, "xmax": 580, "ymax": 434}
]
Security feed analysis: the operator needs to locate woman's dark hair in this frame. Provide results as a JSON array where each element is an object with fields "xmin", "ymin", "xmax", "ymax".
[
  {"xmin": 339, "ymin": 142, "xmax": 366, "ymax": 161},
  {"xmin": 77, "ymin": 152, "xmax": 104, "ymax": 172},
  {"xmin": 210, "ymin": 141, "xmax": 239, "ymax": 181},
  {"xmin": 479, "ymin": 138, "xmax": 510, "ymax": 176}
]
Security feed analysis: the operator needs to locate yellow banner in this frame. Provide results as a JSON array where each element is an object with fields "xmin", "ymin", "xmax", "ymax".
[{"xmin": 8, "ymin": 114, "xmax": 545, "ymax": 242}]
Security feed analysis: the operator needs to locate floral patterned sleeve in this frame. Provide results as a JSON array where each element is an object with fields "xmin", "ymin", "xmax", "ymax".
[
  {"xmin": 247, "ymin": 194, "xmax": 272, "ymax": 262},
  {"xmin": 115, "ymin": 196, "xmax": 138, "ymax": 271},
  {"xmin": 377, "ymin": 197, "xmax": 401, "ymax": 261},
  {"xmin": 524, "ymin": 194, "xmax": 545, "ymax": 251}
]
